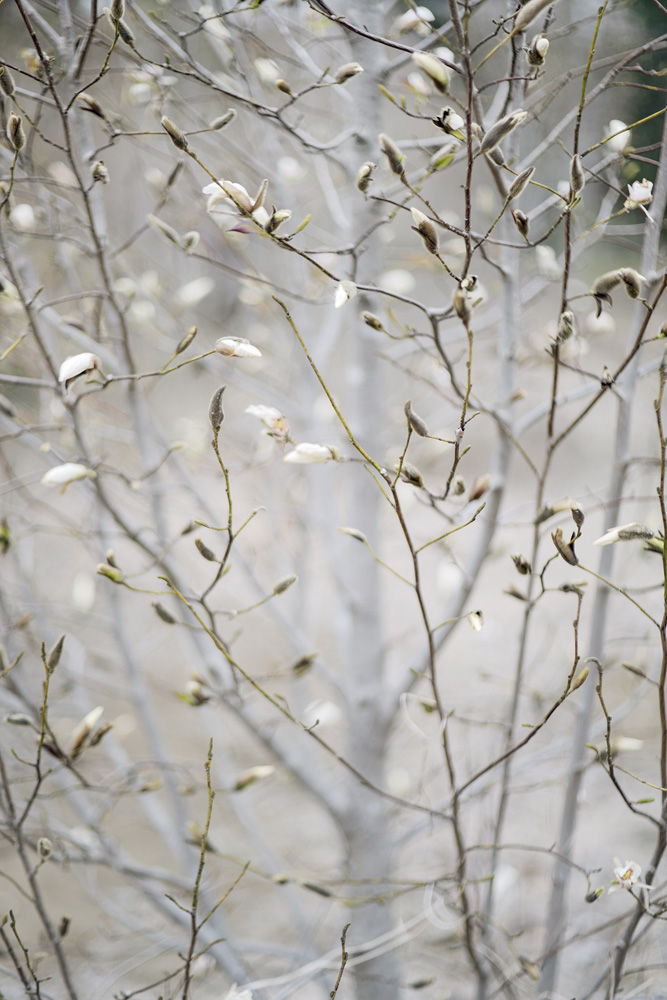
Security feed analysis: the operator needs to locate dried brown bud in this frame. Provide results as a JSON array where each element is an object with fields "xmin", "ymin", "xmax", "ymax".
[
  {"xmin": 512, "ymin": 554, "xmax": 531, "ymax": 575},
  {"xmin": 551, "ymin": 526, "xmax": 579, "ymax": 565},
  {"xmin": 208, "ymin": 385, "xmax": 226, "ymax": 432},
  {"xmin": 507, "ymin": 166, "xmax": 534, "ymax": 201},
  {"xmin": 161, "ymin": 115, "xmax": 188, "ymax": 151},
  {"xmin": 570, "ymin": 501, "xmax": 584, "ymax": 529},
  {"xmin": 404, "ymin": 399, "xmax": 429, "ymax": 436},
  {"xmin": 511, "ymin": 208, "xmax": 530, "ymax": 240},
  {"xmin": 91, "ymin": 160, "xmax": 109, "ymax": 184},
  {"xmin": 6, "ymin": 112, "xmax": 26, "ymax": 152},
  {"xmin": 292, "ymin": 652, "xmax": 317, "ymax": 675},
  {"xmin": 195, "ymin": 537, "xmax": 217, "ymax": 561},
  {"xmin": 379, "ymin": 133, "xmax": 405, "ymax": 177}
]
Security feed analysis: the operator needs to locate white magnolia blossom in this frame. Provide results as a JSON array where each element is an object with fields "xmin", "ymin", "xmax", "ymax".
[
  {"xmin": 42, "ymin": 463, "xmax": 96, "ymax": 490},
  {"xmin": 283, "ymin": 443, "xmax": 334, "ymax": 464},
  {"xmin": 202, "ymin": 178, "xmax": 270, "ymax": 231},
  {"xmin": 215, "ymin": 337, "xmax": 262, "ymax": 358},
  {"xmin": 58, "ymin": 352, "xmax": 100, "ymax": 387},
  {"xmin": 245, "ymin": 404, "xmax": 283, "ymax": 425},
  {"xmin": 224, "ymin": 985, "xmax": 253, "ymax": 1000},
  {"xmin": 606, "ymin": 119, "xmax": 631, "ymax": 153},
  {"xmin": 593, "ymin": 522, "xmax": 655, "ymax": 546},
  {"xmin": 392, "ymin": 5, "xmax": 435, "ymax": 34},
  {"xmin": 609, "ymin": 858, "xmax": 651, "ymax": 894},
  {"xmin": 334, "ymin": 280, "xmax": 357, "ymax": 308},
  {"xmin": 624, "ymin": 178, "xmax": 653, "ymax": 211},
  {"xmin": 174, "ymin": 276, "xmax": 214, "ymax": 307}
]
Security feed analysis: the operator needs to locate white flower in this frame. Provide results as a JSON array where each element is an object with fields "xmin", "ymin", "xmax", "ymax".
[
  {"xmin": 411, "ymin": 51, "xmax": 449, "ymax": 91},
  {"xmin": 202, "ymin": 178, "xmax": 270, "ymax": 231},
  {"xmin": 535, "ymin": 245, "xmax": 560, "ymax": 280},
  {"xmin": 283, "ymin": 443, "xmax": 334, "ymax": 464},
  {"xmin": 624, "ymin": 178, "xmax": 653, "ymax": 211},
  {"xmin": 606, "ymin": 120, "xmax": 631, "ymax": 153},
  {"xmin": 609, "ymin": 858, "xmax": 651, "ymax": 893},
  {"xmin": 215, "ymin": 337, "xmax": 262, "ymax": 358},
  {"xmin": 174, "ymin": 276, "xmax": 214, "ymax": 307},
  {"xmin": 334, "ymin": 280, "xmax": 357, "ymax": 308},
  {"xmin": 9, "ymin": 203, "xmax": 36, "ymax": 230},
  {"xmin": 224, "ymin": 985, "xmax": 253, "ymax": 1000},
  {"xmin": 42, "ymin": 463, "xmax": 96, "ymax": 491},
  {"xmin": 466, "ymin": 610, "xmax": 484, "ymax": 631},
  {"xmin": 393, "ymin": 6, "xmax": 435, "ymax": 34},
  {"xmin": 593, "ymin": 522, "xmax": 655, "ymax": 546},
  {"xmin": 58, "ymin": 352, "xmax": 100, "ymax": 388},
  {"xmin": 245, "ymin": 404, "xmax": 282, "ymax": 425}
]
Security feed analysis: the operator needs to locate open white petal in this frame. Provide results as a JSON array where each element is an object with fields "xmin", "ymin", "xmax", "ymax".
[
  {"xmin": 58, "ymin": 352, "xmax": 99, "ymax": 384},
  {"xmin": 283, "ymin": 443, "xmax": 333, "ymax": 464},
  {"xmin": 42, "ymin": 463, "xmax": 96, "ymax": 487}
]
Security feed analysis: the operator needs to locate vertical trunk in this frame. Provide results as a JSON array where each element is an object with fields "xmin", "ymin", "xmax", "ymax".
[{"xmin": 336, "ymin": 5, "xmax": 402, "ymax": 998}]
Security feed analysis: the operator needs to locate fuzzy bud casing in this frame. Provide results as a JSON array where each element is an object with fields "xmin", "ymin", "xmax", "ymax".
[
  {"xmin": 6, "ymin": 112, "xmax": 25, "ymax": 152},
  {"xmin": 507, "ymin": 166, "xmax": 534, "ymax": 201},
  {"xmin": 161, "ymin": 115, "xmax": 188, "ymax": 151},
  {"xmin": 208, "ymin": 385, "xmax": 226, "ymax": 432},
  {"xmin": 379, "ymin": 133, "xmax": 405, "ymax": 176}
]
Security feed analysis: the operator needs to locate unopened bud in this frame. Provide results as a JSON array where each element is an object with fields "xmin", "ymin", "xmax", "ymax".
[
  {"xmin": 410, "ymin": 207, "xmax": 439, "ymax": 254},
  {"xmin": 511, "ymin": 208, "xmax": 530, "ymax": 240},
  {"xmin": 404, "ymin": 399, "xmax": 429, "ymax": 436},
  {"xmin": 339, "ymin": 527, "xmax": 368, "ymax": 543},
  {"xmin": 265, "ymin": 208, "xmax": 292, "ymax": 234},
  {"xmin": 362, "ymin": 310, "xmax": 384, "ymax": 330},
  {"xmin": 208, "ymin": 384, "xmax": 226, "ymax": 432},
  {"xmin": 195, "ymin": 537, "xmax": 217, "ymax": 561},
  {"xmin": 273, "ymin": 573, "xmax": 297, "ymax": 594},
  {"xmin": 97, "ymin": 563, "xmax": 123, "ymax": 583},
  {"xmin": 209, "ymin": 110, "xmax": 236, "ymax": 130},
  {"xmin": 570, "ymin": 501, "xmax": 584, "ymax": 529},
  {"xmin": 480, "ymin": 110, "xmax": 527, "ymax": 154},
  {"xmin": 275, "ymin": 79, "xmax": 292, "ymax": 95},
  {"xmin": 453, "ymin": 285, "xmax": 472, "ymax": 326},
  {"xmin": 397, "ymin": 461, "xmax": 423, "ymax": 487},
  {"xmin": 175, "ymin": 326, "xmax": 197, "ymax": 355},
  {"xmin": 379, "ymin": 133, "xmax": 405, "ymax": 177},
  {"xmin": 357, "ymin": 161, "xmax": 376, "ymax": 194},
  {"xmin": 38, "ymin": 837, "xmax": 52, "ymax": 859},
  {"xmin": 77, "ymin": 93, "xmax": 105, "ymax": 118},
  {"xmin": 507, "ymin": 167, "xmax": 534, "ymax": 201},
  {"xmin": 334, "ymin": 62, "xmax": 364, "ymax": 84},
  {"xmin": 47, "ymin": 635, "xmax": 65, "ymax": 673},
  {"xmin": 161, "ymin": 115, "xmax": 188, "ymax": 151},
  {"xmin": 147, "ymin": 213, "xmax": 180, "ymax": 245},
  {"xmin": 585, "ymin": 887, "xmax": 604, "ymax": 903},
  {"xmin": 551, "ymin": 527, "xmax": 578, "ymax": 565},
  {"xmin": 4, "ymin": 713, "xmax": 34, "ymax": 726},
  {"xmin": 618, "ymin": 267, "xmax": 644, "ymax": 299},
  {"xmin": 469, "ymin": 473, "xmax": 491, "ymax": 500},
  {"xmin": 570, "ymin": 666, "xmax": 589, "ymax": 692},
  {"xmin": 569, "ymin": 154, "xmax": 585, "ymax": 200},
  {"xmin": 527, "ymin": 34, "xmax": 549, "ymax": 66},
  {"xmin": 6, "ymin": 112, "xmax": 26, "ymax": 152},
  {"xmin": 515, "ymin": 0, "xmax": 561, "ymax": 32},
  {"xmin": 110, "ymin": 0, "xmax": 124, "ymax": 19},
  {"xmin": 0, "ymin": 66, "xmax": 16, "ymax": 96},
  {"xmin": 152, "ymin": 601, "xmax": 176, "ymax": 624},
  {"xmin": 452, "ymin": 475, "xmax": 465, "ymax": 495},
  {"xmin": 182, "ymin": 231, "xmax": 200, "ymax": 252},
  {"xmin": 411, "ymin": 51, "xmax": 449, "ymax": 92},
  {"xmin": 556, "ymin": 310, "xmax": 575, "ymax": 344}
]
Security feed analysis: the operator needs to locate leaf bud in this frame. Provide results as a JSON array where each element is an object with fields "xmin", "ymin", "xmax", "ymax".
[
  {"xmin": 97, "ymin": 563, "xmax": 123, "ymax": 583},
  {"xmin": 47, "ymin": 635, "xmax": 65, "ymax": 673}
]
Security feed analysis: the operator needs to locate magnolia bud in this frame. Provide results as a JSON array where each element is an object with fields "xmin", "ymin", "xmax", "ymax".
[
  {"xmin": 357, "ymin": 161, "xmax": 376, "ymax": 193},
  {"xmin": 511, "ymin": 209, "xmax": 530, "ymax": 240},
  {"xmin": 569, "ymin": 154, "xmax": 585, "ymax": 200},
  {"xmin": 6, "ymin": 112, "xmax": 26, "ymax": 152},
  {"xmin": 507, "ymin": 167, "xmax": 534, "ymax": 201},
  {"xmin": 161, "ymin": 115, "xmax": 188, "ymax": 151},
  {"xmin": 379, "ymin": 133, "xmax": 405, "ymax": 176}
]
